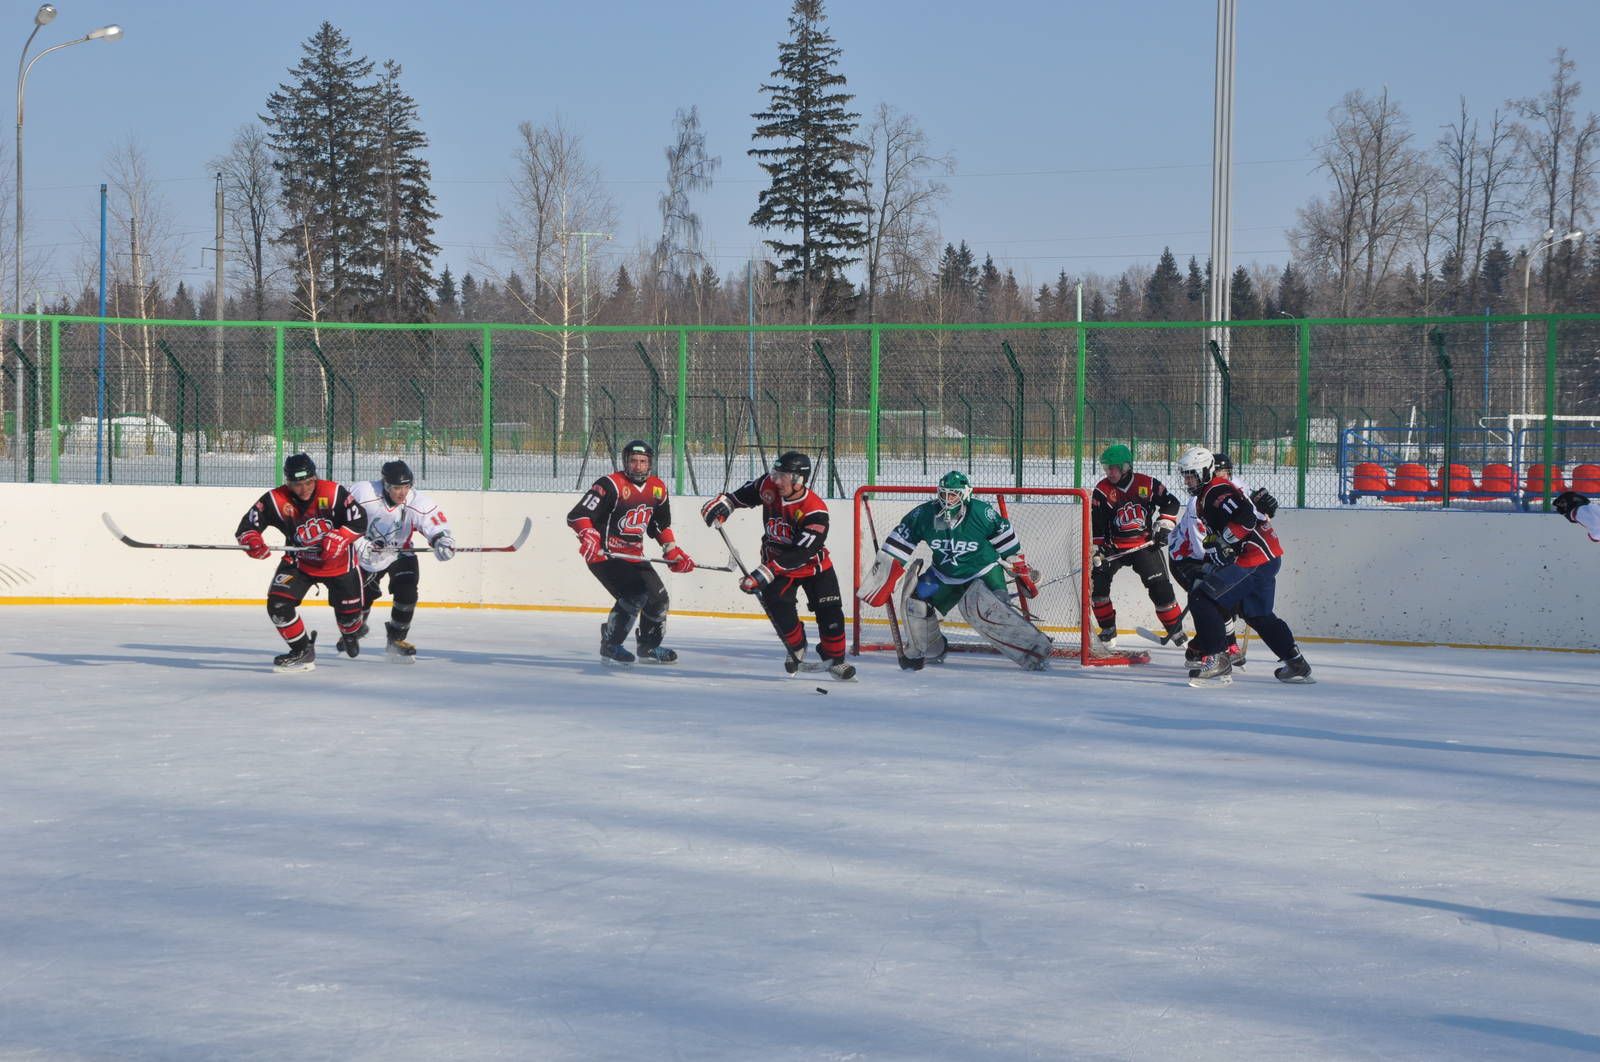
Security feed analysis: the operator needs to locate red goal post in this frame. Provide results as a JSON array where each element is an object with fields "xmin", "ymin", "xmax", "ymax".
[{"xmin": 851, "ymin": 485, "xmax": 1148, "ymax": 667}]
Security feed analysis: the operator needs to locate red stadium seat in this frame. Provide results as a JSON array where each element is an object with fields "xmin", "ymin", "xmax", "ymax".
[
  {"xmin": 1434, "ymin": 464, "xmax": 1476, "ymax": 494},
  {"xmin": 1572, "ymin": 463, "xmax": 1600, "ymax": 494},
  {"xmin": 1385, "ymin": 462, "xmax": 1430, "ymax": 503},
  {"xmin": 1478, "ymin": 463, "xmax": 1515, "ymax": 496},
  {"xmin": 1524, "ymin": 464, "xmax": 1566, "ymax": 496},
  {"xmin": 1353, "ymin": 462, "xmax": 1388, "ymax": 494}
]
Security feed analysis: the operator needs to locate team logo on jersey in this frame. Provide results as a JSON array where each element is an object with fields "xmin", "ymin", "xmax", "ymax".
[
  {"xmin": 928, "ymin": 537, "xmax": 980, "ymax": 561},
  {"xmin": 652, "ymin": 485, "xmax": 663, "ymax": 500},
  {"xmin": 765, "ymin": 517, "xmax": 794, "ymax": 543},
  {"xmin": 1138, "ymin": 485, "xmax": 1149, "ymax": 497}
]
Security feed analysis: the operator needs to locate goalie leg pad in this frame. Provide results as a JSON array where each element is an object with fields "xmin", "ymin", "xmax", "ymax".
[{"xmin": 957, "ymin": 580, "xmax": 1053, "ymax": 671}]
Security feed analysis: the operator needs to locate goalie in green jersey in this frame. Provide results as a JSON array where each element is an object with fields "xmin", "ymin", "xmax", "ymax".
[{"xmin": 858, "ymin": 471, "xmax": 1053, "ymax": 671}]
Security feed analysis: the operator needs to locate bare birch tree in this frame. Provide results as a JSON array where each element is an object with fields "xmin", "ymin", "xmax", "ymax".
[
  {"xmin": 1510, "ymin": 48, "xmax": 1600, "ymax": 304},
  {"xmin": 105, "ymin": 139, "xmax": 181, "ymax": 449},
  {"xmin": 211, "ymin": 123, "xmax": 278, "ymax": 320},
  {"xmin": 853, "ymin": 103, "xmax": 951, "ymax": 323}
]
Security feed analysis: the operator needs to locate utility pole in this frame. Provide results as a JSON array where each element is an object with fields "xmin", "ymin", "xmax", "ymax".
[
  {"xmin": 1206, "ymin": 0, "xmax": 1237, "ymax": 449},
  {"xmin": 558, "ymin": 229, "xmax": 611, "ymax": 436},
  {"xmin": 211, "ymin": 172, "xmax": 224, "ymax": 429}
]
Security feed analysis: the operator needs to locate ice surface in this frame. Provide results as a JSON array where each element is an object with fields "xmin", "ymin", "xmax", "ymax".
[{"xmin": 3, "ymin": 606, "xmax": 1598, "ymax": 1060}]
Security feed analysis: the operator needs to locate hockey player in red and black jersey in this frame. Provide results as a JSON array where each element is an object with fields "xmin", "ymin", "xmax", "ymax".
[
  {"xmin": 1176, "ymin": 445, "xmax": 1312, "ymax": 687},
  {"xmin": 568, "ymin": 440, "xmax": 695, "ymax": 664},
  {"xmin": 1090, "ymin": 444, "xmax": 1186, "ymax": 649},
  {"xmin": 700, "ymin": 451, "xmax": 855, "ymax": 681},
  {"xmin": 235, "ymin": 452, "xmax": 372, "ymax": 672}
]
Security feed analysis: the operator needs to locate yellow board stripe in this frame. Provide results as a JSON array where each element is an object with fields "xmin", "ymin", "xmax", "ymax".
[{"xmin": 1, "ymin": 598, "xmax": 1594, "ymax": 654}]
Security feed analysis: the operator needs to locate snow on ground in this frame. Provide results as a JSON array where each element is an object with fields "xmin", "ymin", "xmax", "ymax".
[{"xmin": 2, "ymin": 606, "xmax": 1598, "ymax": 1061}]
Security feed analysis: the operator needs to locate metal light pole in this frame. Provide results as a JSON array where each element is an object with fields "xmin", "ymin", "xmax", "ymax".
[
  {"xmin": 1206, "ymin": 0, "xmax": 1237, "ymax": 449},
  {"xmin": 558, "ymin": 229, "xmax": 611, "ymax": 436},
  {"xmin": 1519, "ymin": 227, "xmax": 1584, "ymax": 414},
  {"xmin": 13, "ymin": 5, "xmax": 121, "ymax": 462}
]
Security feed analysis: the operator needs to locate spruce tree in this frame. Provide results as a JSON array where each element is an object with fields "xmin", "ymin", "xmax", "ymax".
[
  {"xmin": 1229, "ymin": 266, "xmax": 1260, "ymax": 320},
  {"xmin": 460, "ymin": 273, "xmax": 479, "ymax": 321},
  {"xmin": 1143, "ymin": 248, "xmax": 1184, "ymax": 320},
  {"xmin": 263, "ymin": 22, "xmax": 382, "ymax": 320},
  {"xmin": 372, "ymin": 59, "xmax": 439, "ymax": 321},
  {"xmin": 1277, "ymin": 263, "xmax": 1311, "ymax": 317},
  {"xmin": 436, "ymin": 266, "xmax": 459, "ymax": 320},
  {"xmin": 749, "ymin": 0, "xmax": 866, "ymax": 322}
]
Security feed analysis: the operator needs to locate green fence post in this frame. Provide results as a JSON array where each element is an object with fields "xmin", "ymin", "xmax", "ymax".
[
  {"xmin": 1432, "ymin": 328, "xmax": 1454, "ymax": 508},
  {"xmin": 810, "ymin": 340, "xmax": 841, "ymax": 498},
  {"xmin": 409, "ymin": 377, "xmax": 428, "ymax": 480},
  {"xmin": 340, "ymin": 375, "xmax": 357, "ymax": 480},
  {"xmin": 867, "ymin": 325, "xmax": 881, "ymax": 486},
  {"xmin": 675, "ymin": 329, "xmax": 688, "ymax": 495},
  {"xmin": 480, "ymin": 328, "xmax": 493, "ymax": 491},
  {"xmin": 1000, "ymin": 341, "xmax": 1024, "ymax": 487},
  {"xmin": 1074, "ymin": 323, "xmax": 1087, "ymax": 488},
  {"xmin": 633, "ymin": 341, "xmax": 663, "ymax": 450},
  {"xmin": 1296, "ymin": 322, "xmax": 1310, "ymax": 509},
  {"xmin": 958, "ymin": 393, "xmax": 974, "ymax": 473},
  {"xmin": 158, "ymin": 340, "xmax": 189, "ymax": 484},
  {"xmin": 539, "ymin": 384, "xmax": 559, "ymax": 477},
  {"xmin": 1207, "ymin": 339, "xmax": 1231, "ymax": 456},
  {"xmin": 1541, "ymin": 317, "xmax": 1559, "ymax": 511},
  {"xmin": 49, "ymin": 320, "xmax": 60, "ymax": 483},
  {"xmin": 274, "ymin": 327, "xmax": 285, "ymax": 477}
]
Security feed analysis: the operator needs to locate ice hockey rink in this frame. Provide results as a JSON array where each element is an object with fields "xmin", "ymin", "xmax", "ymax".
[{"xmin": 2, "ymin": 604, "xmax": 1597, "ymax": 1061}]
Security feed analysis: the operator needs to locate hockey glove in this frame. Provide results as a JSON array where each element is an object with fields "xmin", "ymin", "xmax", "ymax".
[
  {"xmin": 1250, "ymin": 487, "xmax": 1280, "ymax": 518},
  {"xmin": 238, "ymin": 530, "xmax": 271, "ymax": 560},
  {"xmin": 1010, "ymin": 554, "xmax": 1041, "ymax": 599},
  {"xmin": 1091, "ymin": 541, "xmax": 1112, "ymax": 569},
  {"xmin": 318, "ymin": 527, "xmax": 359, "ymax": 567},
  {"xmin": 1211, "ymin": 537, "xmax": 1241, "ymax": 566},
  {"xmin": 700, "ymin": 493, "xmax": 734, "ymax": 527},
  {"xmin": 577, "ymin": 527, "xmax": 603, "ymax": 564},
  {"xmin": 663, "ymin": 544, "xmax": 695, "ymax": 573},
  {"xmin": 1152, "ymin": 525, "xmax": 1171, "ymax": 549},
  {"xmin": 1554, "ymin": 490, "xmax": 1589, "ymax": 520},
  {"xmin": 431, "ymin": 533, "xmax": 456, "ymax": 561},
  {"xmin": 351, "ymin": 535, "xmax": 377, "ymax": 568},
  {"xmin": 738, "ymin": 565, "xmax": 774, "ymax": 594}
]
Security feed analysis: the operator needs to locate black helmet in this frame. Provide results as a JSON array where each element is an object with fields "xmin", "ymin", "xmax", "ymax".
[
  {"xmin": 773, "ymin": 451, "xmax": 812, "ymax": 488},
  {"xmin": 1214, "ymin": 453, "xmax": 1233, "ymax": 473},
  {"xmin": 620, "ymin": 439, "xmax": 654, "ymax": 485},
  {"xmin": 381, "ymin": 459, "xmax": 415, "ymax": 487},
  {"xmin": 284, "ymin": 452, "xmax": 317, "ymax": 483}
]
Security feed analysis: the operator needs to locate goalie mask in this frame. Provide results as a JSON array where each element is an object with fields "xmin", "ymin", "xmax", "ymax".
[
  {"xmin": 936, "ymin": 470, "xmax": 972, "ymax": 525},
  {"xmin": 1176, "ymin": 445, "xmax": 1216, "ymax": 496}
]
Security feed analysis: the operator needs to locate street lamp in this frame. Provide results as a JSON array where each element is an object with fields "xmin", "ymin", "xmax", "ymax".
[
  {"xmin": 16, "ymin": 5, "xmax": 122, "ymax": 332},
  {"xmin": 1519, "ymin": 227, "xmax": 1585, "ymax": 415}
]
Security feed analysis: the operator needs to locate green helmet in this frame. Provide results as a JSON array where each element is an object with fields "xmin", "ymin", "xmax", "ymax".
[
  {"xmin": 1101, "ymin": 444, "xmax": 1134, "ymax": 479},
  {"xmin": 937, "ymin": 470, "xmax": 972, "ymax": 517}
]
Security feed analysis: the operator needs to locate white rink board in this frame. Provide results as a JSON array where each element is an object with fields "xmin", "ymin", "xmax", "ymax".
[{"xmin": 0, "ymin": 483, "xmax": 1594, "ymax": 649}]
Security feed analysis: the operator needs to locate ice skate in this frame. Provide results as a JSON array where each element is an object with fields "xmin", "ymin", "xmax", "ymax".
[
  {"xmin": 600, "ymin": 623, "xmax": 635, "ymax": 665},
  {"xmin": 637, "ymin": 645, "xmax": 678, "ymax": 664},
  {"xmin": 273, "ymin": 631, "xmax": 317, "ymax": 673},
  {"xmin": 824, "ymin": 657, "xmax": 857, "ymax": 681},
  {"xmin": 336, "ymin": 627, "xmax": 361, "ymax": 658},
  {"xmin": 1274, "ymin": 650, "xmax": 1314, "ymax": 684},
  {"xmin": 1188, "ymin": 652, "xmax": 1233, "ymax": 687},
  {"xmin": 385, "ymin": 621, "xmax": 416, "ymax": 664}
]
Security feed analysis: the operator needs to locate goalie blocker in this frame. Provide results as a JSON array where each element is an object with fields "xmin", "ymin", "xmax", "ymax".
[{"xmin": 853, "ymin": 484, "xmax": 1148, "ymax": 667}]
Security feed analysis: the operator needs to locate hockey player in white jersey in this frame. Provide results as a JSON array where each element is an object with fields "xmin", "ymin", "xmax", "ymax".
[
  {"xmin": 347, "ymin": 460, "xmax": 456, "ymax": 660},
  {"xmin": 1554, "ymin": 490, "xmax": 1600, "ymax": 542}
]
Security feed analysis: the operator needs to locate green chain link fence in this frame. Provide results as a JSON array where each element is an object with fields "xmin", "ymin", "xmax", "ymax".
[{"xmin": 3, "ymin": 312, "xmax": 1598, "ymax": 510}]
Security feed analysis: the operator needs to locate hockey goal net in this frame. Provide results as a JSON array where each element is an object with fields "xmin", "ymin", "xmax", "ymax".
[{"xmin": 852, "ymin": 485, "xmax": 1148, "ymax": 666}]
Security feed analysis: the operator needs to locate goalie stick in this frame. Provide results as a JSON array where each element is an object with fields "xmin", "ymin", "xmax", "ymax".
[
  {"xmin": 103, "ymin": 512, "xmax": 533, "ymax": 555},
  {"xmin": 859, "ymin": 498, "xmax": 913, "ymax": 668}
]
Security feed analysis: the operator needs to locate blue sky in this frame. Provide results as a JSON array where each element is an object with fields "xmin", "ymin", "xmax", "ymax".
[{"xmin": 13, "ymin": 0, "xmax": 1599, "ymax": 304}]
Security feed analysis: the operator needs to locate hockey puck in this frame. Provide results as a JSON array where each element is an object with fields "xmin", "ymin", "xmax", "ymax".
[{"xmin": 815, "ymin": 686, "xmax": 829, "ymax": 694}]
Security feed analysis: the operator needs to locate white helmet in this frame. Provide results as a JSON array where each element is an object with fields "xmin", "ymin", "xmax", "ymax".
[{"xmin": 1176, "ymin": 445, "xmax": 1216, "ymax": 496}]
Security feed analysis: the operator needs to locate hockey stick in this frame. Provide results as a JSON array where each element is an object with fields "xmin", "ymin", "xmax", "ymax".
[
  {"xmin": 389, "ymin": 517, "xmax": 533, "ymax": 555},
  {"xmin": 103, "ymin": 512, "xmax": 313, "ymax": 552},
  {"xmin": 1135, "ymin": 562, "xmax": 1259, "ymax": 645},
  {"xmin": 859, "ymin": 498, "xmax": 912, "ymax": 667},
  {"xmin": 1005, "ymin": 573, "xmax": 1069, "ymax": 601},
  {"xmin": 646, "ymin": 556, "xmax": 736, "ymax": 573}
]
